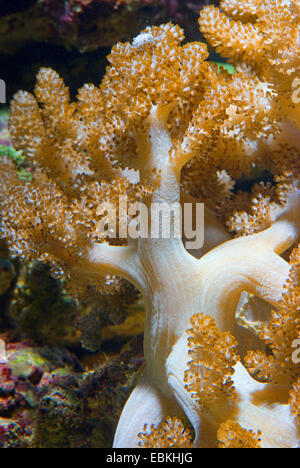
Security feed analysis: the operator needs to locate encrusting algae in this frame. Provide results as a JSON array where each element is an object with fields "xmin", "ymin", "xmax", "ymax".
[{"xmin": 0, "ymin": 0, "xmax": 300, "ymax": 448}]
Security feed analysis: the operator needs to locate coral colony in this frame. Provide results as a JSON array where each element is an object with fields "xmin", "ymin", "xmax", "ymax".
[{"xmin": 1, "ymin": 0, "xmax": 300, "ymax": 448}]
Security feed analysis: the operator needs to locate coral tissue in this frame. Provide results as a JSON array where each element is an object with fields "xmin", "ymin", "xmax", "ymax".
[{"xmin": 1, "ymin": 0, "xmax": 300, "ymax": 448}]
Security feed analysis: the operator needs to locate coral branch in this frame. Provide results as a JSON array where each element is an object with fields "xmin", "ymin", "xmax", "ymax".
[
  {"xmin": 113, "ymin": 377, "xmax": 183, "ymax": 448},
  {"xmin": 84, "ymin": 243, "xmax": 144, "ymax": 290}
]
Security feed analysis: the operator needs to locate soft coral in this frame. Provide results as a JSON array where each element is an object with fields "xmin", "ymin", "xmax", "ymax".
[{"xmin": 1, "ymin": 1, "xmax": 300, "ymax": 448}]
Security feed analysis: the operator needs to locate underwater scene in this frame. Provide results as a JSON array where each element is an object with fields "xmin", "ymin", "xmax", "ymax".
[{"xmin": 0, "ymin": 0, "xmax": 299, "ymax": 450}]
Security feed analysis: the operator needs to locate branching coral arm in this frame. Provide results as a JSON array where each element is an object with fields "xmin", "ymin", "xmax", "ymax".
[
  {"xmin": 82, "ymin": 243, "xmax": 145, "ymax": 291},
  {"xmin": 166, "ymin": 318, "xmax": 299, "ymax": 448},
  {"xmin": 134, "ymin": 104, "xmax": 175, "ymax": 185},
  {"xmin": 166, "ymin": 332, "xmax": 216, "ymax": 447},
  {"xmin": 257, "ymin": 192, "xmax": 300, "ymax": 253},
  {"xmin": 113, "ymin": 376, "xmax": 184, "ymax": 448},
  {"xmin": 197, "ymin": 237, "xmax": 290, "ymax": 333},
  {"xmin": 196, "ymin": 190, "xmax": 300, "ymax": 334}
]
